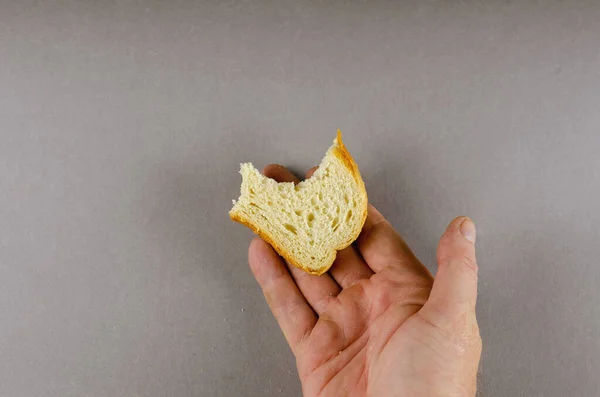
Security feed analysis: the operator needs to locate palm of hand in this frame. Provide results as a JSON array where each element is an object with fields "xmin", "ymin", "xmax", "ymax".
[
  {"xmin": 248, "ymin": 165, "xmax": 481, "ymax": 397},
  {"xmin": 298, "ymin": 266, "xmax": 433, "ymax": 396}
]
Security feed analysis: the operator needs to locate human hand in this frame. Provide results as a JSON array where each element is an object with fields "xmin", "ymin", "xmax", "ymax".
[{"xmin": 248, "ymin": 165, "xmax": 481, "ymax": 397}]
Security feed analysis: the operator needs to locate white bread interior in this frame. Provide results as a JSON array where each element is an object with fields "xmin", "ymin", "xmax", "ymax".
[{"xmin": 230, "ymin": 132, "xmax": 368, "ymax": 275}]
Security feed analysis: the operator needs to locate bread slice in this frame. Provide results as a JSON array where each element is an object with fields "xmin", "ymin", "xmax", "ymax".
[{"xmin": 229, "ymin": 131, "xmax": 368, "ymax": 275}]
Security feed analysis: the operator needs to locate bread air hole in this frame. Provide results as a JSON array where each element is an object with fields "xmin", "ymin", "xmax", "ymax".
[
  {"xmin": 307, "ymin": 213, "xmax": 315, "ymax": 228},
  {"xmin": 344, "ymin": 194, "xmax": 349, "ymax": 204},
  {"xmin": 295, "ymin": 210, "xmax": 303, "ymax": 216},
  {"xmin": 345, "ymin": 209, "xmax": 353, "ymax": 223},
  {"xmin": 283, "ymin": 224, "xmax": 297, "ymax": 235},
  {"xmin": 332, "ymin": 217, "xmax": 340, "ymax": 232}
]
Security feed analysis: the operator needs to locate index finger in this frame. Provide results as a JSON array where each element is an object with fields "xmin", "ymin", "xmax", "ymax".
[
  {"xmin": 249, "ymin": 238, "xmax": 317, "ymax": 354},
  {"xmin": 356, "ymin": 205, "xmax": 432, "ymax": 280}
]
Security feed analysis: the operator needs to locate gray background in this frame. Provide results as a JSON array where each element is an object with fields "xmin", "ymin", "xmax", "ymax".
[{"xmin": 1, "ymin": 1, "xmax": 599, "ymax": 396}]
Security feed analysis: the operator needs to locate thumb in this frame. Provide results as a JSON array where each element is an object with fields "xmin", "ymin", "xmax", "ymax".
[{"xmin": 423, "ymin": 217, "xmax": 478, "ymax": 323}]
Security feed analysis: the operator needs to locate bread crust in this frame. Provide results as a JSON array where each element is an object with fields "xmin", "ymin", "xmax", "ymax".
[
  {"xmin": 230, "ymin": 131, "xmax": 368, "ymax": 276},
  {"xmin": 331, "ymin": 130, "xmax": 369, "ymax": 248},
  {"xmin": 230, "ymin": 211, "xmax": 326, "ymax": 274}
]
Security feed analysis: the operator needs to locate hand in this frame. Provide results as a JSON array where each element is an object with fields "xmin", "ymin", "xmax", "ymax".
[{"xmin": 248, "ymin": 165, "xmax": 481, "ymax": 397}]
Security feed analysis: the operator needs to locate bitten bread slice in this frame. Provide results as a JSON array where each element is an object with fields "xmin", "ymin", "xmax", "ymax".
[{"xmin": 229, "ymin": 132, "xmax": 368, "ymax": 275}]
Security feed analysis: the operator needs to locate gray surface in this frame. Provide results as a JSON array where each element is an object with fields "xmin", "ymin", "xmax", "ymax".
[{"xmin": 1, "ymin": 1, "xmax": 600, "ymax": 396}]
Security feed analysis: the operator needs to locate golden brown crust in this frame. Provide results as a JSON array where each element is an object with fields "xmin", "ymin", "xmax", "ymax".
[
  {"xmin": 230, "ymin": 210, "xmax": 327, "ymax": 275},
  {"xmin": 331, "ymin": 131, "xmax": 369, "ymax": 250},
  {"xmin": 230, "ymin": 131, "xmax": 368, "ymax": 276},
  {"xmin": 333, "ymin": 130, "xmax": 362, "ymax": 184}
]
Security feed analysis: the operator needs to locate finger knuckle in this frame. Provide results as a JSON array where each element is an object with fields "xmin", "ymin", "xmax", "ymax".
[
  {"xmin": 313, "ymin": 294, "xmax": 337, "ymax": 314},
  {"xmin": 339, "ymin": 271, "xmax": 363, "ymax": 289},
  {"xmin": 440, "ymin": 255, "xmax": 478, "ymax": 279},
  {"xmin": 459, "ymin": 256, "xmax": 479, "ymax": 276}
]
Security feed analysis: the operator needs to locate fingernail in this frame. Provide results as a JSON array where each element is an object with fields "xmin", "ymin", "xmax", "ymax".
[{"xmin": 460, "ymin": 217, "xmax": 476, "ymax": 244}]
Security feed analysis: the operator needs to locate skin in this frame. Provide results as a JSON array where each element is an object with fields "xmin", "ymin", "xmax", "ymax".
[{"xmin": 248, "ymin": 164, "xmax": 482, "ymax": 397}]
